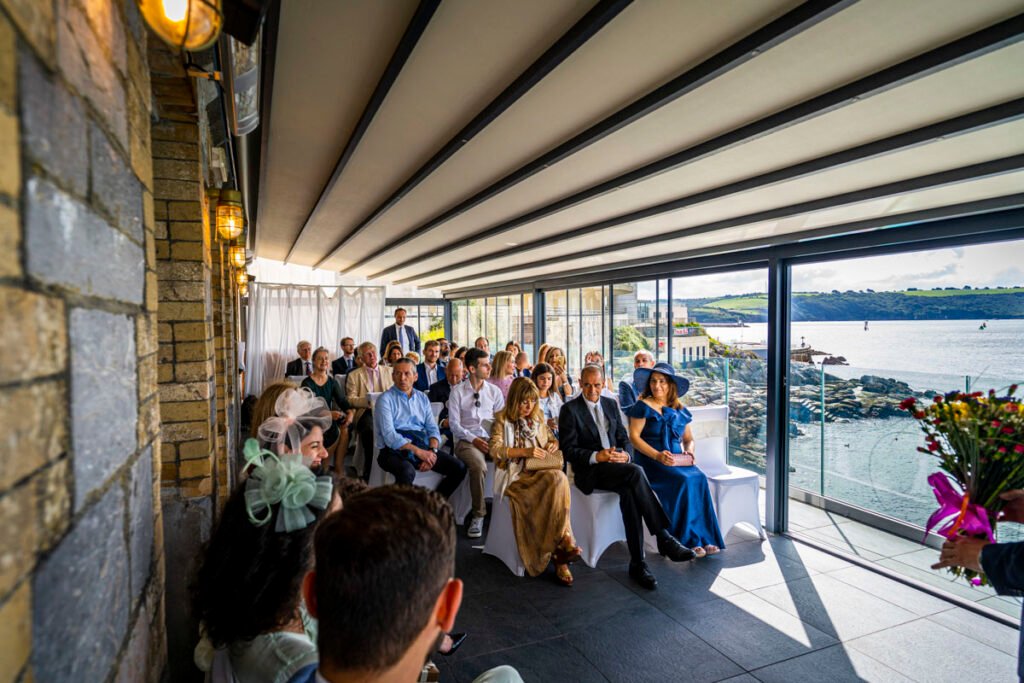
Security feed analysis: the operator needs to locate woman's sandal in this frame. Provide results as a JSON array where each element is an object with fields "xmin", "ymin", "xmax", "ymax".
[
  {"xmin": 554, "ymin": 563, "xmax": 574, "ymax": 587},
  {"xmin": 692, "ymin": 546, "xmax": 707, "ymax": 559},
  {"xmin": 703, "ymin": 545, "xmax": 720, "ymax": 556},
  {"xmin": 553, "ymin": 542, "xmax": 582, "ymax": 565}
]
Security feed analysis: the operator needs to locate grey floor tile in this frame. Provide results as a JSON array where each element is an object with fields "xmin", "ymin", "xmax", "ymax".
[
  {"xmin": 717, "ymin": 676, "xmax": 759, "ymax": 683},
  {"xmin": 752, "ymin": 573, "xmax": 918, "ymax": 640},
  {"xmin": 977, "ymin": 595, "xmax": 1024, "ymax": 619},
  {"xmin": 448, "ymin": 637, "xmax": 607, "ymax": 683},
  {"xmin": 889, "ymin": 546, "xmax": 951, "ymax": 572},
  {"xmin": 847, "ymin": 619, "xmax": 1018, "ymax": 683},
  {"xmin": 749, "ymin": 644, "xmax": 914, "ymax": 683},
  {"xmin": 609, "ymin": 555, "xmax": 745, "ymax": 611},
  {"xmin": 446, "ymin": 588, "xmax": 560, "ymax": 662},
  {"xmin": 702, "ymin": 540, "xmax": 815, "ymax": 591},
  {"xmin": 669, "ymin": 592, "xmax": 837, "ymax": 670},
  {"xmin": 768, "ymin": 536, "xmax": 855, "ymax": 574},
  {"xmin": 928, "ymin": 606, "xmax": 1021, "ymax": 656},
  {"xmin": 828, "ymin": 565, "xmax": 955, "ymax": 616},
  {"xmin": 565, "ymin": 602, "xmax": 744, "ymax": 683},
  {"xmin": 787, "ymin": 503, "xmax": 854, "ymax": 530},
  {"xmin": 524, "ymin": 572, "xmax": 649, "ymax": 634},
  {"xmin": 874, "ymin": 558, "xmax": 998, "ymax": 602}
]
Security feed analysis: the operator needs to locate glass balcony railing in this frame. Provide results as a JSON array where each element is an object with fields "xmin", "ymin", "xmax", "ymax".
[{"xmin": 787, "ymin": 362, "xmax": 1023, "ymax": 543}]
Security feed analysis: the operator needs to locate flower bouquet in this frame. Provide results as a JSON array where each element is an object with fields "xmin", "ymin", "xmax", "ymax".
[{"xmin": 902, "ymin": 385, "xmax": 1024, "ymax": 585}]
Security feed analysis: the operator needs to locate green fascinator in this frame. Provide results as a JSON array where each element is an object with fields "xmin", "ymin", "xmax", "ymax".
[{"xmin": 242, "ymin": 438, "xmax": 333, "ymax": 533}]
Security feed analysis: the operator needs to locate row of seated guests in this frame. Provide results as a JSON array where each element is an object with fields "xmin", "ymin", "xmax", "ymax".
[{"xmin": 194, "ymin": 384, "xmax": 520, "ymax": 681}]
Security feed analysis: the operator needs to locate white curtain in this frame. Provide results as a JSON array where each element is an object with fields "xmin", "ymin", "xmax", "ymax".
[{"xmin": 245, "ymin": 284, "xmax": 385, "ymax": 396}]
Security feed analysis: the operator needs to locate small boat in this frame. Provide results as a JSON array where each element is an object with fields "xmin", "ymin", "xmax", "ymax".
[
  {"xmin": 979, "ymin": 321, "xmax": 988, "ymax": 330},
  {"xmin": 864, "ymin": 321, "xmax": 869, "ymax": 331}
]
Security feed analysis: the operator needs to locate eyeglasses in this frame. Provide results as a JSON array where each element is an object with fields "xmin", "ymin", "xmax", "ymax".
[{"xmin": 472, "ymin": 391, "xmax": 480, "ymax": 408}]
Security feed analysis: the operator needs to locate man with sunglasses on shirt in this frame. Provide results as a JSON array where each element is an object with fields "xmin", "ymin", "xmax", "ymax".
[{"xmin": 448, "ymin": 348, "xmax": 505, "ymax": 538}]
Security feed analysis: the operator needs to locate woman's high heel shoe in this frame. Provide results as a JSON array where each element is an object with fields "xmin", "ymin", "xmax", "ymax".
[{"xmin": 554, "ymin": 563, "xmax": 574, "ymax": 587}]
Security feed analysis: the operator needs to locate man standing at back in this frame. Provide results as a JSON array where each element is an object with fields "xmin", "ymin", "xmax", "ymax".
[
  {"xmin": 448, "ymin": 348, "xmax": 504, "ymax": 538},
  {"xmin": 619, "ymin": 349, "xmax": 655, "ymax": 410},
  {"xmin": 414, "ymin": 340, "xmax": 446, "ymax": 391},
  {"xmin": 299, "ymin": 487, "xmax": 522, "ymax": 683},
  {"xmin": 380, "ymin": 307, "xmax": 421, "ymax": 355},
  {"xmin": 331, "ymin": 337, "xmax": 357, "ymax": 376},
  {"xmin": 346, "ymin": 342, "xmax": 394, "ymax": 481}
]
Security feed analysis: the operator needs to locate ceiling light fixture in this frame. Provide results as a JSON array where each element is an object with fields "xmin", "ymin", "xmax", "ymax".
[{"xmin": 136, "ymin": 0, "xmax": 223, "ymax": 52}]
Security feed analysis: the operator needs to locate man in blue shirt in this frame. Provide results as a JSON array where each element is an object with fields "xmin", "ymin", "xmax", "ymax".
[{"xmin": 374, "ymin": 358, "xmax": 466, "ymax": 498}]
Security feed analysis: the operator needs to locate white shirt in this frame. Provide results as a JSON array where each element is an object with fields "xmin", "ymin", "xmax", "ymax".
[
  {"xmin": 425, "ymin": 362, "xmax": 439, "ymax": 386},
  {"xmin": 397, "ymin": 324, "xmax": 408, "ymax": 354},
  {"xmin": 448, "ymin": 380, "xmax": 505, "ymax": 444},
  {"xmin": 584, "ymin": 397, "xmax": 610, "ymax": 464}
]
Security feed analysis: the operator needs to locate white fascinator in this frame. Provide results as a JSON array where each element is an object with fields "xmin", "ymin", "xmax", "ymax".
[{"xmin": 256, "ymin": 387, "xmax": 333, "ymax": 456}]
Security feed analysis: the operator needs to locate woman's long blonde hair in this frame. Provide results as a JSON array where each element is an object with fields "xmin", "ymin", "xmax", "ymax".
[
  {"xmin": 491, "ymin": 350, "xmax": 514, "ymax": 380},
  {"xmin": 250, "ymin": 381, "xmax": 298, "ymax": 437},
  {"xmin": 500, "ymin": 377, "xmax": 543, "ymax": 424}
]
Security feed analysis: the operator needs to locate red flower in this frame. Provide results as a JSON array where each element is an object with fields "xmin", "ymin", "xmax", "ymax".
[
  {"xmin": 900, "ymin": 397, "xmax": 917, "ymax": 410},
  {"xmin": 927, "ymin": 442, "xmax": 940, "ymax": 452},
  {"xmin": 1003, "ymin": 426, "xmax": 1015, "ymax": 435},
  {"xmin": 1010, "ymin": 384, "xmax": 1019, "ymax": 394},
  {"xmin": 933, "ymin": 395, "xmax": 943, "ymax": 403},
  {"xmin": 992, "ymin": 420, "xmax": 1002, "ymax": 429},
  {"xmin": 1014, "ymin": 444, "xmax": 1024, "ymax": 455},
  {"xmin": 914, "ymin": 410, "xmax": 926, "ymax": 419},
  {"xmin": 999, "ymin": 447, "xmax": 1008, "ymax": 454}
]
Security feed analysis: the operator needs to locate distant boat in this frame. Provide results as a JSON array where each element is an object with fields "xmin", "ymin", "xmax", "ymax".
[
  {"xmin": 980, "ymin": 321, "xmax": 988, "ymax": 330},
  {"xmin": 864, "ymin": 321, "xmax": 869, "ymax": 331}
]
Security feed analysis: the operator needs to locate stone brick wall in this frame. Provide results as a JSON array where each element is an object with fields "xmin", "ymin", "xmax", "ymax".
[{"xmin": 0, "ymin": 1, "xmax": 165, "ymax": 681}]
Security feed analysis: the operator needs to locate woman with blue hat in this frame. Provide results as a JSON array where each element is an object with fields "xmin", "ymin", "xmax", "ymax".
[{"xmin": 626, "ymin": 363, "xmax": 725, "ymax": 556}]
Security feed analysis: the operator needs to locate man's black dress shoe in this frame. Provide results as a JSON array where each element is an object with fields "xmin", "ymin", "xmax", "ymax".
[
  {"xmin": 439, "ymin": 632, "xmax": 467, "ymax": 656},
  {"xmin": 657, "ymin": 533, "xmax": 697, "ymax": 562},
  {"xmin": 629, "ymin": 561, "xmax": 658, "ymax": 590}
]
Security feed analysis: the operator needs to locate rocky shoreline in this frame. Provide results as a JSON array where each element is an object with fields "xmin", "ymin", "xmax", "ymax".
[{"xmin": 680, "ymin": 359, "xmax": 933, "ymax": 472}]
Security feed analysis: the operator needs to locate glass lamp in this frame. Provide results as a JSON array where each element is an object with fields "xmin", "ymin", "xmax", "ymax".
[
  {"xmin": 235, "ymin": 270, "xmax": 249, "ymax": 287},
  {"xmin": 136, "ymin": 0, "xmax": 223, "ymax": 52},
  {"xmin": 238, "ymin": 282, "xmax": 249, "ymax": 297},
  {"xmin": 228, "ymin": 243, "xmax": 246, "ymax": 269},
  {"xmin": 216, "ymin": 189, "xmax": 244, "ymax": 240}
]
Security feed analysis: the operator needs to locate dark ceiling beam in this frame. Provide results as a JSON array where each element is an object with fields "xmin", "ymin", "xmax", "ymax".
[
  {"xmin": 312, "ymin": 0, "xmax": 637, "ymax": 269},
  {"xmin": 439, "ymin": 194, "xmax": 1024, "ymax": 297},
  {"xmin": 444, "ymin": 198, "xmax": 1024, "ymax": 296},
  {"xmin": 250, "ymin": 0, "xmax": 281, "ymax": 253},
  {"xmin": 284, "ymin": 0, "xmax": 442, "ymax": 263},
  {"xmin": 420, "ymin": 153, "xmax": 1024, "ymax": 290},
  {"xmin": 329, "ymin": 0, "xmax": 857, "ymax": 272},
  {"xmin": 374, "ymin": 12, "xmax": 1024, "ymax": 280},
  {"xmin": 405, "ymin": 98, "xmax": 1024, "ymax": 285}
]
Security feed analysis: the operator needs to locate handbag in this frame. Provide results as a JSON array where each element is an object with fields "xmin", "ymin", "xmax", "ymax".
[{"xmin": 519, "ymin": 421, "xmax": 563, "ymax": 471}]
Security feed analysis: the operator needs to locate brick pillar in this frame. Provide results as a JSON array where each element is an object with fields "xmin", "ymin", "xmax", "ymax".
[{"xmin": 0, "ymin": 0, "xmax": 166, "ymax": 680}]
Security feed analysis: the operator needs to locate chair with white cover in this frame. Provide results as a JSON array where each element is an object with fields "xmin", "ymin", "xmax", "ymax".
[
  {"xmin": 287, "ymin": 375, "xmax": 306, "ymax": 385},
  {"xmin": 689, "ymin": 404, "xmax": 765, "ymax": 541},
  {"xmin": 482, "ymin": 492, "xmax": 525, "ymax": 576},
  {"xmin": 569, "ymin": 469, "xmax": 627, "ymax": 568}
]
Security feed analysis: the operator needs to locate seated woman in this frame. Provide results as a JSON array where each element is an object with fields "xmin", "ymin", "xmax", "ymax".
[
  {"xmin": 545, "ymin": 346, "xmax": 574, "ymax": 399},
  {"xmin": 530, "ymin": 363, "xmax": 562, "ymax": 436},
  {"xmin": 300, "ymin": 347, "xmax": 350, "ymax": 470},
  {"xmin": 626, "ymin": 362, "xmax": 724, "ymax": 557},
  {"xmin": 405, "ymin": 351, "xmax": 420, "ymax": 364},
  {"xmin": 250, "ymin": 381, "xmax": 298, "ymax": 439},
  {"xmin": 505, "ymin": 340, "xmax": 521, "ymax": 357},
  {"xmin": 488, "ymin": 350, "xmax": 516, "ymax": 399},
  {"xmin": 193, "ymin": 425, "xmax": 339, "ymax": 683},
  {"xmin": 490, "ymin": 378, "xmax": 582, "ymax": 586},
  {"xmin": 383, "ymin": 341, "xmax": 404, "ymax": 367}
]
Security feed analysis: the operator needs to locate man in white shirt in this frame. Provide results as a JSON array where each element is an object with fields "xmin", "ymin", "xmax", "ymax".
[
  {"xmin": 414, "ymin": 340, "xmax": 446, "ymax": 391},
  {"xmin": 380, "ymin": 307, "xmax": 421, "ymax": 355},
  {"xmin": 448, "ymin": 348, "xmax": 504, "ymax": 538}
]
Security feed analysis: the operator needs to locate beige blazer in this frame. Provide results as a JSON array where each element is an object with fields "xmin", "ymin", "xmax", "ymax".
[{"xmin": 346, "ymin": 365, "xmax": 395, "ymax": 423}]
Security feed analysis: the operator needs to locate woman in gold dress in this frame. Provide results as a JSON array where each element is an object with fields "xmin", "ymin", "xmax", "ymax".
[{"xmin": 490, "ymin": 378, "xmax": 582, "ymax": 585}]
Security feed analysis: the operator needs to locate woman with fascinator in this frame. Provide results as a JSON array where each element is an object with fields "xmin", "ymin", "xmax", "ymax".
[
  {"xmin": 626, "ymin": 363, "xmax": 725, "ymax": 557},
  {"xmin": 256, "ymin": 387, "xmax": 337, "ymax": 473},
  {"xmin": 192, "ymin": 426, "xmax": 339, "ymax": 682}
]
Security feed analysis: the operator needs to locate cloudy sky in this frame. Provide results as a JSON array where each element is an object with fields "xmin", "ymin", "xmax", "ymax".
[{"xmin": 664, "ymin": 238, "xmax": 1024, "ymax": 299}]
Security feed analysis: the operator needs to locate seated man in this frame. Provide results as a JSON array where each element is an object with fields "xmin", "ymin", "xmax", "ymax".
[
  {"xmin": 449, "ymin": 348, "xmax": 504, "ymax": 537},
  {"xmin": 285, "ymin": 340, "xmax": 314, "ymax": 377},
  {"xmin": 474, "ymin": 336, "xmax": 490, "ymax": 356},
  {"xmin": 428, "ymin": 357, "xmax": 464, "ymax": 447},
  {"xmin": 331, "ymin": 336, "xmax": 357, "ymax": 376},
  {"xmin": 345, "ymin": 342, "xmax": 394, "ymax": 481},
  {"xmin": 618, "ymin": 349, "xmax": 655, "ymax": 410},
  {"xmin": 299, "ymin": 487, "xmax": 522, "ymax": 683},
  {"xmin": 374, "ymin": 359, "xmax": 466, "ymax": 498},
  {"xmin": 414, "ymin": 339, "xmax": 447, "ymax": 391},
  {"xmin": 560, "ymin": 364, "xmax": 695, "ymax": 590}
]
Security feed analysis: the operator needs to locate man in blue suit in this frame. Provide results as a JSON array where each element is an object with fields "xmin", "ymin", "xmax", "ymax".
[
  {"xmin": 934, "ymin": 489, "xmax": 1024, "ymax": 678},
  {"xmin": 618, "ymin": 349, "xmax": 654, "ymax": 410},
  {"xmin": 380, "ymin": 307, "xmax": 421, "ymax": 354},
  {"xmin": 414, "ymin": 340, "xmax": 446, "ymax": 391}
]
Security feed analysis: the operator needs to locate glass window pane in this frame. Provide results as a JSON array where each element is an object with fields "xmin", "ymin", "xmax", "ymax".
[
  {"xmin": 545, "ymin": 290, "xmax": 568, "ymax": 363},
  {"xmin": 523, "ymin": 293, "xmax": 535, "ymax": 359},
  {"xmin": 581, "ymin": 286, "xmax": 605, "ymax": 375},
  {"xmin": 611, "ymin": 282, "xmax": 657, "ymax": 384}
]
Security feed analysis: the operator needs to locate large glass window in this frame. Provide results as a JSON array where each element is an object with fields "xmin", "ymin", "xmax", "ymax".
[
  {"xmin": 611, "ymin": 281, "xmax": 664, "ymax": 384},
  {"xmin": 383, "ymin": 302, "xmax": 446, "ymax": 348}
]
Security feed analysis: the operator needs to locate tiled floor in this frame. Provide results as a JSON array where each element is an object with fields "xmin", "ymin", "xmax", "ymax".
[
  {"xmin": 439, "ymin": 505, "xmax": 1020, "ymax": 683},
  {"xmin": 786, "ymin": 499, "xmax": 1024, "ymax": 619}
]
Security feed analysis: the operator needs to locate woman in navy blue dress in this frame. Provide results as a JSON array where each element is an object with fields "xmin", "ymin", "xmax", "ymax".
[{"xmin": 626, "ymin": 363, "xmax": 724, "ymax": 556}]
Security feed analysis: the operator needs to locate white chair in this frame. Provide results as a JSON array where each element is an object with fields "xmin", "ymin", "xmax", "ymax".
[
  {"xmin": 689, "ymin": 405, "xmax": 765, "ymax": 541},
  {"xmin": 482, "ymin": 493, "xmax": 525, "ymax": 576},
  {"xmin": 287, "ymin": 375, "xmax": 306, "ymax": 385},
  {"xmin": 569, "ymin": 476, "xmax": 627, "ymax": 568}
]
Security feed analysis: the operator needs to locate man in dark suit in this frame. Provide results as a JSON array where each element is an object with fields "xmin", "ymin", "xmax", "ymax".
[
  {"xmin": 331, "ymin": 336, "xmax": 357, "ymax": 376},
  {"xmin": 559, "ymin": 364, "xmax": 695, "ymax": 589},
  {"xmin": 934, "ymin": 489, "xmax": 1024, "ymax": 678},
  {"xmin": 427, "ymin": 357, "xmax": 463, "ymax": 450},
  {"xmin": 414, "ymin": 340, "xmax": 446, "ymax": 391},
  {"xmin": 285, "ymin": 340, "xmax": 314, "ymax": 377},
  {"xmin": 380, "ymin": 307, "xmax": 421, "ymax": 355}
]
